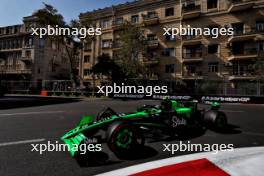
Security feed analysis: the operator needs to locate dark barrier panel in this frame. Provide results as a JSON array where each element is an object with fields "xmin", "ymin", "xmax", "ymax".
[{"xmin": 112, "ymin": 94, "xmax": 264, "ymax": 104}]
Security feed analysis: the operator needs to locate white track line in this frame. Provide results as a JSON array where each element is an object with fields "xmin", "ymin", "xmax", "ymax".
[
  {"xmin": 0, "ymin": 138, "xmax": 45, "ymax": 147},
  {"xmin": 0, "ymin": 111, "xmax": 65, "ymax": 117},
  {"xmin": 97, "ymin": 147, "xmax": 264, "ymax": 176}
]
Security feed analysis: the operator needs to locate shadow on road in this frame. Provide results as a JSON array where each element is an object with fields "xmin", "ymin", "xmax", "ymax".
[
  {"xmin": 211, "ymin": 124, "xmax": 242, "ymax": 134},
  {"xmin": 76, "ymin": 146, "xmax": 158, "ymax": 167},
  {"xmin": 0, "ymin": 96, "xmax": 81, "ymax": 110}
]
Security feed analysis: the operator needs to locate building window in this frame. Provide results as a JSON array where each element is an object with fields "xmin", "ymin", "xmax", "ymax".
[
  {"xmin": 39, "ymin": 39, "xmax": 45, "ymax": 48},
  {"xmin": 165, "ymin": 7, "xmax": 174, "ymax": 17},
  {"xmin": 131, "ymin": 15, "xmax": 139, "ymax": 23},
  {"xmin": 147, "ymin": 11, "xmax": 157, "ymax": 18},
  {"xmin": 147, "ymin": 34, "xmax": 157, "ymax": 41},
  {"xmin": 113, "ymin": 17, "xmax": 124, "ymax": 25},
  {"xmin": 232, "ymin": 23, "xmax": 244, "ymax": 35},
  {"xmin": 84, "ymin": 69, "xmax": 91, "ymax": 76},
  {"xmin": 102, "ymin": 40, "xmax": 111, "ymax": 48},
  {"xmin": 165, "ymin": 33, "xmax": 176, "ymax": 41},
  {"xmin": 208, "ymin": 63, "xmax": 219, "ymax": 73},
  {"xmin": 163, "ymin": 48, "xmax": 175, "ymax": 57},
  {"xmin": 101, "ymin": 20, "xmax": 110, "ymax": 29},
  {"xmin": 256, "ymin": 21, "xmax": 264, "ymax": 32},
  {"xmin": 165, "ymin": 64, "xmax": 174, "ymax": 73},
  {"xmin": 25, "ymin": 50, "xmax": 31, "ymax": 58},
  {"xmin": 25, "ymin": 38, "xmax": 33, "ymax": 47},
  {"xmin": 186, "ymin": 65, "xmax": 196, "ymax": 74},
  {"xmin": 84, "ymin": 42, "xmax": 91, "ymax": 51},
  {"xmin": 208, "ymin": 44, "xmax": 218, "ymax": 54},
  {"xmin": 84, "ymin": 55, "xmax": 90, "ymax": 63},
  {"xmin": 5, "ymin": 27, "xmax": 10, "ymax": 34},
  {"xmin": 207, "ymin": 0, "xmax": 218, "ymax": 9},
  {"xmin": 258, "ymin": 42, "xmax": 264, "ymax": 51}
]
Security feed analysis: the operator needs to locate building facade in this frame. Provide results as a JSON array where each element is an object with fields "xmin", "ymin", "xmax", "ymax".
[
  {"xmin": 79, "ymin": 0, "xmax": 264, "ymax": 87},
  {"xmin": 0, "ymin": 16, "xmax": 71, "ymax": 88}
]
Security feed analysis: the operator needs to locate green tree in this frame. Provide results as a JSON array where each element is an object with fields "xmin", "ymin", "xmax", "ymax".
[
  {"xmin": 114, "ymin": 22, "xmax": 147, "ymax": 79},
  {"xmin": 248, "ymin": 57, "xmax": 264, "ymax": 79},
  {"xmin": 92, "ymin": 54, "xmax": 125, "ymax": 83},
  {"xmin": 33, "ymin": 3, "xmax": 80, "ymax": 86}
]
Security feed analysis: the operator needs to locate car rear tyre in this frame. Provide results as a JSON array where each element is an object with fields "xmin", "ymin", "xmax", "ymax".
[
  {"xmin": 204, "ymin": 110, "xmax": 227, "ymax": 129},
  {"xmin": 107, "ymin": 122, "xmax": 144, "ymax": 159}
]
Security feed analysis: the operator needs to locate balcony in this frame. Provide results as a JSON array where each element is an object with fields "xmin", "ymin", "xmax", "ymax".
[
  {"xmin": 228, "ymin": 29, "xmax": 260, "ymax": 43},
  {"xmin": 21, "ymin": 56, "xmax": 32, "ymax": 64},
  {"xmin": 112, "ymin": 41, "xmax": 122, "ymax": 50},
  {"xmin": 142, "ymin": 58, "xmax": 159, "ymax": 65},
  {"xmin": 0, "ymin": 65, "xmax": 31, "ymax": 74},
  {"xmin": 182, "ymin": 52, "xmax": 203, "ymax": 63},
  {"xmin": 142, "ymin": 13, "xmax": 159, "ymax": 26},
  {"xmin": 112, "ymin": 20, "xmax": 125, "ymax": 30},
  {"xmin": 182, "ymin": 35, "xmax": 203, "ymax": 45},
  {"xmin": 228, "ymin": 48, "xmax": 258, "ymax": 61},
  {"xmin": 229, "ymin": 73, "xmax": 256, "ymax": 80},
  {"xmin": 182, "ymin": 4, "xmax": 201, "ymax": 20},
  {"xmin": 228, "ymin": 0, "xmax": 254, "ymax": 13},
  {"xmin": 146, "ymin": 39, "xmax": 159, "ymax": 49},
  {"xmin": 182, "ymin": 72, "xmax": 204, "ymax": 80}
]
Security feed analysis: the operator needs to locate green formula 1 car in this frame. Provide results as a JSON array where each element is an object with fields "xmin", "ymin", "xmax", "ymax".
[{"xmin": 61, "ymin": 99, "xmax": 227, "ymax": 165}]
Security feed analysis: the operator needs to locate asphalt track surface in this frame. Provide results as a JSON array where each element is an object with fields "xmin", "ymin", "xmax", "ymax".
[{"xmin": 0, "ymin": 97, "xmax": 264, "ymax": 176}]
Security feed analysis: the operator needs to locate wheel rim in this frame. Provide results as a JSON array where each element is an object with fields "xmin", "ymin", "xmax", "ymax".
[{"xmin": 115, "ymin": 128, "xmax": 133, "ymax": 149}]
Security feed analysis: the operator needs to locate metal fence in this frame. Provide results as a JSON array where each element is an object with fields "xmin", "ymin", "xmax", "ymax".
[{"xmin": 1, "ymin": 79, "xmax": 264, "ymax": 97}]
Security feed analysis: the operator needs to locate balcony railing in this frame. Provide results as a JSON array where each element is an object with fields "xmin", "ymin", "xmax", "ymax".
[
  {"xmin": 183, "ymin": 71, "xmax": 203, "ymax": 79},
  {"xmin": 142, "ymin": 13, "xmax": 158, "ymax": 20},
  {"xmin": 233, "ymin": 28, "xmax": 259, "ymax": 36},
  {"xmin": 21, "ymin": 56, "xmax": 32, "ymax": 63},
  {"xmin": 229, "ymin": 0, "xmax": 254, "ymax": 12},
  {"xmin": 112, "ymin": 20, "xmax": 125, "ymax": 29},
  {"xmin": 142, "ymin": 13, "xmax": 159, "ymax": 25},
  {"xmin": 112, "ymin": 20, "xmax": 124, "ymax": 26},
  {"xmin": 231, "ymin": 0, "xmax": 252, "ymax": 4},
  {"xmin": 146, "ymin": 39, "xmax": 159, "ymax": 48},
  {"xmin": 183, "ymin": 52, "xmax": 202, "ymax": 59},
  {"xmin": 0, "ymin": 65, "xmax": 31, "ymax": 74},
  {"xmin": 229, "ymin": 48, "xmax": 258, "ymax": 56},
  {"xmin": 182, "ymin": 5, "xmax": 201, "ymax": 13},
  {"xmin": 182, "ymin": 35, "xmax": 202, "ymax": 40}
]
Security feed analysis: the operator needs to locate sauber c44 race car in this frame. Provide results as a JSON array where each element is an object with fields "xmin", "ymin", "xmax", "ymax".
[{"xmin": 61, "ymin": 99, "xmax": 227, "ymax": 165}]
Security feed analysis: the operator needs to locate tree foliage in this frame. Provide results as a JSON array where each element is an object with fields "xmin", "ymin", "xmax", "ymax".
[
  {"xmin": 114, "ymin": 22, "xmax": 147, "ymax": 78},
  {"xmin": 33, "ymin": 3, "xmax": 80, "ymax": 85},
  {"xmin": 248, "ymin": 55, "xmax": 264, "ymax": 79},
  {"xmin": 92, "ymin": 54, "xmax": 125, "ymax": 82}
]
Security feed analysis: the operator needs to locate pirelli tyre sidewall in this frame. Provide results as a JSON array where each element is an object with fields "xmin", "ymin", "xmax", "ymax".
[
  {"xmin": 204, "ymin": 110, "xmax": 227, "ymax": 129},
  {"xmin": 106, "ymin": 121, "xmax": 145, "ymax": 158}
]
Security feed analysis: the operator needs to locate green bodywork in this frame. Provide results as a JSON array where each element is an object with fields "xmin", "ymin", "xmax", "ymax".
[{"xmin": 61, "ymin": 100, "xmax": 220, "ymax": 157}]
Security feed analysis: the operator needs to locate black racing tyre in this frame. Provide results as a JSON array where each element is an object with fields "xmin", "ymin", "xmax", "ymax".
[
  {"xmin": 106, "ymin": 121, "xmax": 144, "ymax": 158},
  {"xmin": 204, "ymin": 110, "xmax": 227, "ymax": 129}
]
